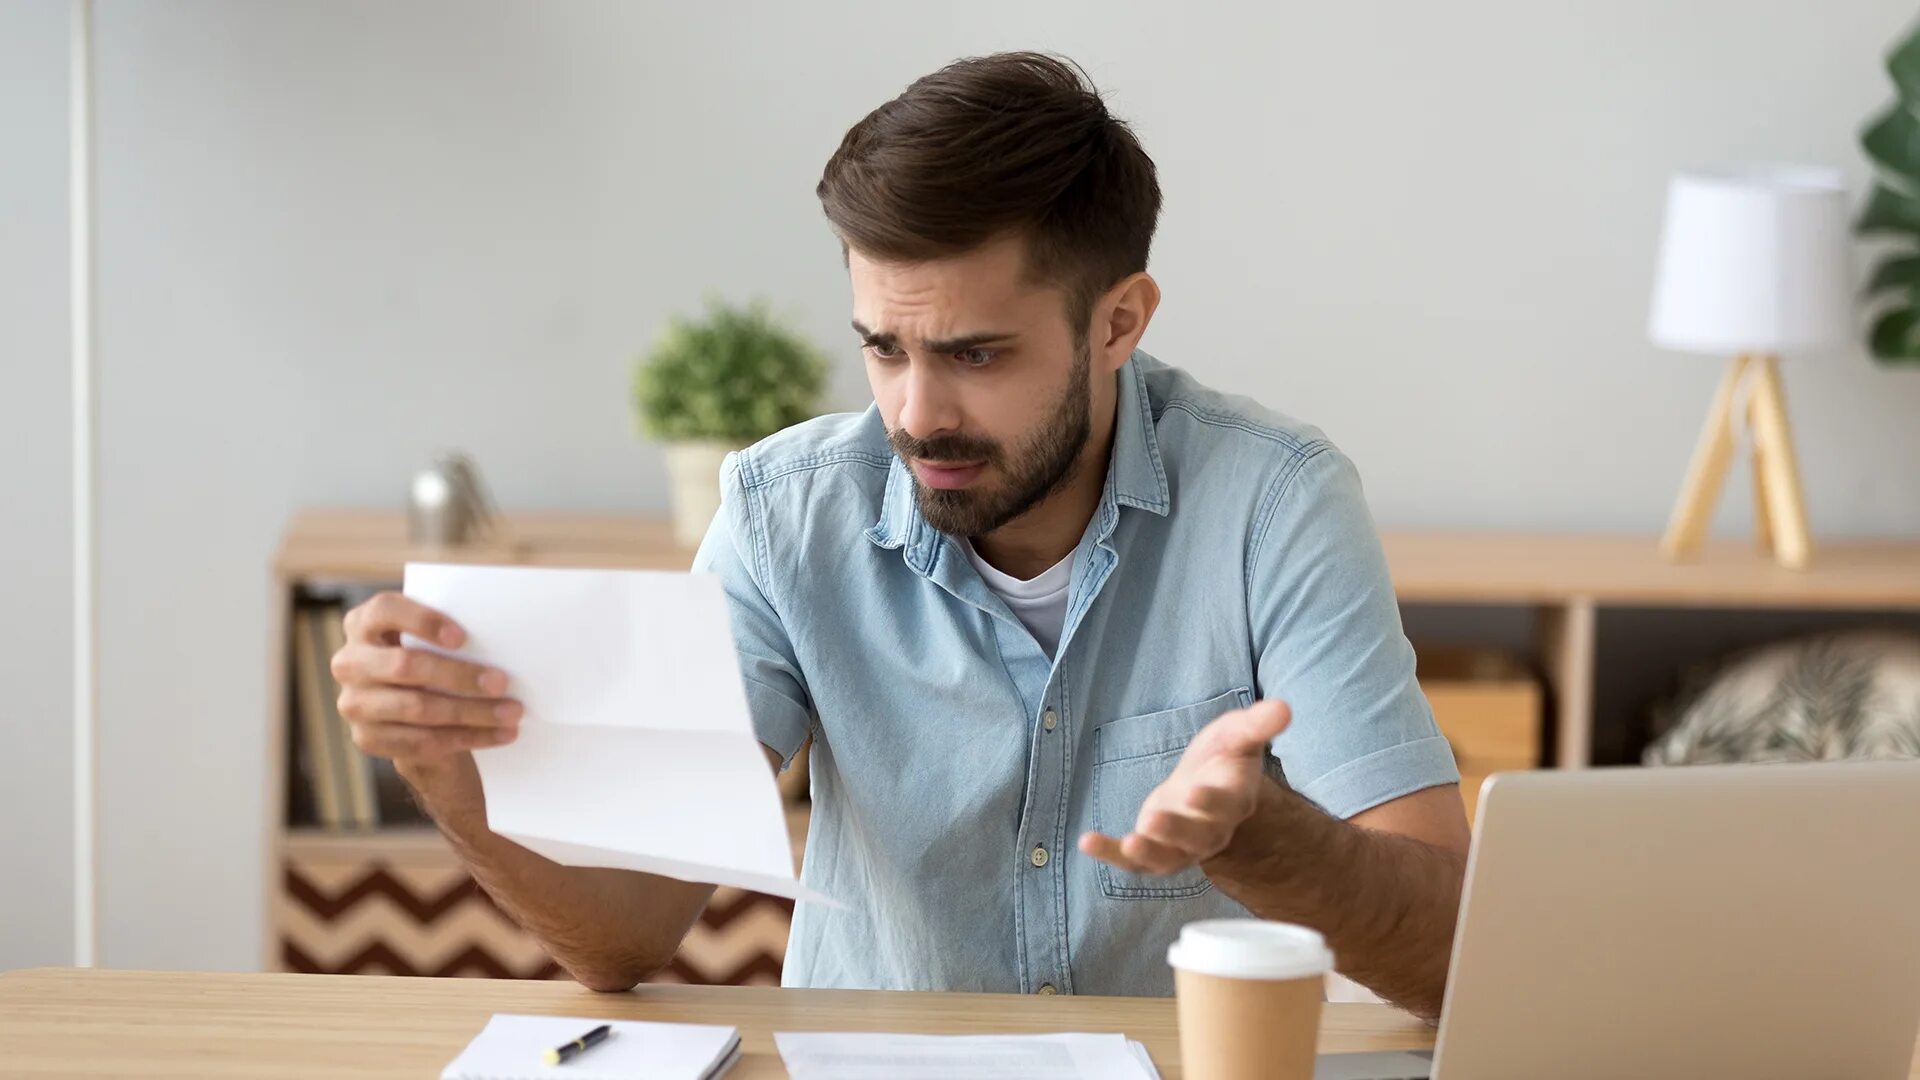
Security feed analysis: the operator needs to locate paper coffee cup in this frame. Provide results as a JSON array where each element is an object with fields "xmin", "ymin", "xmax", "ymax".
[{"xmin": 1168, "ymin": 919, "xmax": 1333, "ymax": 1080}]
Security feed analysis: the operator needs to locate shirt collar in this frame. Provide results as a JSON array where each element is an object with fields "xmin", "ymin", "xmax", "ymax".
[
  {"xmin": 866, "ymin": 351, "xmax": 1171, "ymax": 560},
  {"xmin": 1109, "ymin": 350, "xmax": 1172, "ymax": 516}
]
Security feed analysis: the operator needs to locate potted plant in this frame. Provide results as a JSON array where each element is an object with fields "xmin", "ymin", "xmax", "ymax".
[
  {"xmin": 633, "ymin": 299, "xmax": 827, "ymax": 546},
  {"xmin": 1858, "ymin": 19, "xmax": 1920, "ymax": 362}
]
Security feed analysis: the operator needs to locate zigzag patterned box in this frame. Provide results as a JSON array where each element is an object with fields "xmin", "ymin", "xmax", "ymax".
[{"xmin": 277, "ymin": 809, "xmax": 807, "ymax": 985}]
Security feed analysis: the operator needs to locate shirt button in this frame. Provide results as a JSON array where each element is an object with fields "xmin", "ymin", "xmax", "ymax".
[
  {"xmin": 1029, "ymin": 844, "xmax": 1050, "ymax": 868},
  {"xmin": 1042, "ymin": 709, "xmax": 1058, "ymax": 732},
  {"xmin": 1036, "ymin": 983, "xmax": 1058, "ymax": 995}
]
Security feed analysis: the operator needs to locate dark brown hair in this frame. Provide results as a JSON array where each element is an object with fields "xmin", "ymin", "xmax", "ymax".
[{"xmin": 816, "ymin": 52, "xmax": 1162, "ymax": 333}]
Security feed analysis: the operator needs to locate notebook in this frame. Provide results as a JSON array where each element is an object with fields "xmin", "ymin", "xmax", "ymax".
[{"xmin": 441, "ymin": 1014, "xmax": 741, "ymax": 1080}]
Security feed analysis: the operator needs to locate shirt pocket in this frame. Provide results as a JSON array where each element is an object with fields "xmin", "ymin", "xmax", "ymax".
[{"xmin": 1090, "ymin": 686, "xmax": 1255, "ymax": 900}]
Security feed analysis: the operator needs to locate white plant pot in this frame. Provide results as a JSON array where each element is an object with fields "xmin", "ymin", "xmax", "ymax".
[{"xmin": 663, "ymin": 440, "xmax": 743, "ymax": 549}]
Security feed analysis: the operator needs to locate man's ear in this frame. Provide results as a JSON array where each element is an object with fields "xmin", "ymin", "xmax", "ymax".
[{"xmin": 1092, "ymin": 272, "xmax": 1161, "ymax": 373}]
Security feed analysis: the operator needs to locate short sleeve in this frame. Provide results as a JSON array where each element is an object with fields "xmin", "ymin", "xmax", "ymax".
[
  {"xmin": 690, "ymin": 452, "xmax": 814, "ymax": 769},
  {"xmin": 1248, "ymin": 446, "xmax": 1458, "ymax": 818}
]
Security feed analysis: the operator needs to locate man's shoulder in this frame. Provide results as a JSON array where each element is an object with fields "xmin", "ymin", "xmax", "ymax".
[
  {"xmin": 727, "ymin": 405, "xmax": 895, "ymax": 494},
  {"xmin": 1137, "ymin": 353, "xmax": 1337, "ymax": 476}
]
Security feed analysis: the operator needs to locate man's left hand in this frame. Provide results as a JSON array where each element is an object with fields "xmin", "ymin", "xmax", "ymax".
[{"xmin": 1078, "ymin": 699, "xmax": 1292, "ymax": 876}]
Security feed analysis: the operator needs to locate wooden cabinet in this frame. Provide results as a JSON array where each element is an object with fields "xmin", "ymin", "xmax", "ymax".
[
  {"xmin": 277, "ymin": 815, "xmax": 807, "ymax": 984},
  {"xmin": 267, "ymin": 510, "xmax": 755, "ymax": 980},
  {"xmin": 1418, "ymin": 650, "xmax": 1543, "ymax": 824},
  {"xmin": 267, "ymin": 511, "xmax": 1920, "ymax": 977}
]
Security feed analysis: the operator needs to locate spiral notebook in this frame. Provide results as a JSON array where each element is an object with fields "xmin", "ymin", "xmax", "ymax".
[{"xmin": 441, "ymin": 1014, "xmax": 742, "ymax": 1080}]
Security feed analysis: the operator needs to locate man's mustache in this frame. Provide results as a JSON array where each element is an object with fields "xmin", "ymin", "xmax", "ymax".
[{"xmin": 888, "ymin": 429, "xmax": 1002, "ymax": 464}]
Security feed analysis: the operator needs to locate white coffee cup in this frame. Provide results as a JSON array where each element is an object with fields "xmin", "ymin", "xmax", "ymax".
[{"xmin": 1168, "ymin": 919, "xmax": 1334, "ymax": 1080}]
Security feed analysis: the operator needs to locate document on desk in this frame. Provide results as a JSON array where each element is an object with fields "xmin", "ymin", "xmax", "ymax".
[
  {"xmin": 402, "ymin": 563, "xmax": 833, "ymax": 906},
  {"xmin": 773, "ymin": 1032, "xmax": 1161, "ymax": 1080},
  {"xmin": 442, "ymin": 1014, "xmax": 742, "ymax": 1080}
]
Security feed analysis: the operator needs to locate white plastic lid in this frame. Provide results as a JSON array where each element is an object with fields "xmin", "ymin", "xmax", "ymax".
[{"xmin": 1166, "ymin": 919, "xmax": 1334, "ymax": 981}]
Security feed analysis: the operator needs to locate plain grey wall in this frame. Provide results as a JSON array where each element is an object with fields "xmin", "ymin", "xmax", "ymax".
[
  {"xmin": 0, "ymin": 0, "xmax": 77, "ymax": 972},
  {"xmin": 5, "ymin": 0, "xmax": 1920, "ymax": 970}
]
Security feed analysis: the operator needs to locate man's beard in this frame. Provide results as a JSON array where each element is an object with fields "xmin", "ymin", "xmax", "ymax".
[{"xmin": 888, "ymin": 340, "xmax": 1093, "ymax": 538}]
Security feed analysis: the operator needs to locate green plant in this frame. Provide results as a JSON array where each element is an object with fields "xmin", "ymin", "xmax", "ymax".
[
  {"xmin": 632, "ymin": 299, "xmax": 828, "ymax": 442},
  {"xmin": 1858, "ymin": 21, "xmax": 1920, "ymax": 363}
]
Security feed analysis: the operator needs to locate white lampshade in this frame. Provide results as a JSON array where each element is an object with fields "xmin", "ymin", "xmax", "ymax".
[{"xmin": 1648, "ymin": 165, "xmax": 1854, "ymax": 355}]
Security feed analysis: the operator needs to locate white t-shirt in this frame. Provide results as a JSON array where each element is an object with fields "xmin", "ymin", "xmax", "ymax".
[{"xmin": 963, "ymin": 540, "xmax": 1074, "ymax": 657}]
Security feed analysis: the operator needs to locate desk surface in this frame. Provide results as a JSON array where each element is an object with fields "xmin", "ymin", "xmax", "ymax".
[
  {"xmin": 0, "ymin": 968, "xmax": 1433, "ymax": 1079},
  {"xmin": 8, "ymin": 969, "xmax": 1920, "ymax": 1077}
]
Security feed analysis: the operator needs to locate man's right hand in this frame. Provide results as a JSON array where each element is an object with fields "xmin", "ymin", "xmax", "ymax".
[
  {"xmin": 328, "ymin": 592, "xmax": 714, "ymax": 993},
  {"xmin": 330, "ymin": 592, "xmax": 523, "ymax": 767}
]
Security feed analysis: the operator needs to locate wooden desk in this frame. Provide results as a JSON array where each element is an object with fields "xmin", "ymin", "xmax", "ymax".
[
  {"xmin": 0, "ymin": 968, "xmax": 1434, "ymax": 1078},
  {"xmin": 9, "ymin": 970, "xmax": 1920, "ymax": 1078}
]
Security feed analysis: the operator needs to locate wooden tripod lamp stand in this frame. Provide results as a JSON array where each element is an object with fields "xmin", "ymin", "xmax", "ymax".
[{"xmin": 1648, "ymin": 167, "xmax": 1853, "ymax": 570}]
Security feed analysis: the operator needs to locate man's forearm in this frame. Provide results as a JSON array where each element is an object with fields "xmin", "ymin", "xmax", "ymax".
[
  {"xmin": 1201, "ymin": 780, "xmax": 1464, "ymax": 1020},
  {"xmin": 400, "ymin": 756, "xmax": 714, "ymax": 991}
]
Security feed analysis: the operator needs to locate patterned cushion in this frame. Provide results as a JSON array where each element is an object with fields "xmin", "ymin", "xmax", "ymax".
[{"xmin": 1644, "ymin": 631, "xmax": 1920, "ymax": 766}]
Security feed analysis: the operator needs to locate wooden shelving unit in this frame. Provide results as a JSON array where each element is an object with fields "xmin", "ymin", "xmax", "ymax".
[
  {"xmin": 1380, "ymin": 532, "xmax": 1920, "ymax": 609},
  {"xmin": 265, "ymin": 510, "xmax": 1920, "ymax": 978},
  {"xmin": 1381, "ymin": 532, "xmax": 1920, "ymax": 769},
  {"xmin": 268, "ymin": 510, "xmax": 712, "ymax": 979}
]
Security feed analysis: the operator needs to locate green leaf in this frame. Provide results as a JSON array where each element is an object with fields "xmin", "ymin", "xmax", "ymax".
[
  {"xmin": 1865, "ymin": 255, "xmax": 1920, "ymax": 297},
  {"xmin": 1890, "ymin": 20, "xmax": 1920, "ymax": 102},
  {"xmin": 631, "ymin": 298, "xmax": 828, "ymax": 442},
  {"xmin": 1868, "ymin": 307, "xmax": 1920, "ymax": 361},
  {"xmin": 1863, "ymin": 106, "xmax": 1920, "ymax": 189},
  {"xmin": 1857, "ymin": 183, "xmax": 1920, "ymax": 236}
]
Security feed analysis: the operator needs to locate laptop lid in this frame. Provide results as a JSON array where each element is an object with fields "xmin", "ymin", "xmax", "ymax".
[{"xmin": 1432, "ymin": 761, "xmax": 1920, "ymax": 1079}]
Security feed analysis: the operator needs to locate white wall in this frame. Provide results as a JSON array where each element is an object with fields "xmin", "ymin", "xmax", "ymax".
[
  {"xmin": 0, "ymin": 0, "xmax": 76, "ymax": 971},
  {"xmin": 4, "ymin": 0, "xmax": 1919, "ymax": 970}
]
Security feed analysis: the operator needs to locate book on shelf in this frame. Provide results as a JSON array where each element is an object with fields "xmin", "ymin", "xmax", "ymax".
[
  {"xmin": 291, "ymin": 597, "xmax": 425, "ymax": 831},
  {"xmin": 292, "ymin": 604, "xmax": 346, "ymax": 828}
]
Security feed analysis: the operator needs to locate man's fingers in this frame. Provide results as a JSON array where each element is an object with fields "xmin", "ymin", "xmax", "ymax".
[
  {"xmin": 1208, "ymin": 699, "xmax": 1293, "ymax": 757},
  {"xmin": 1135, "ymin": 807, "xmax": 1228, "ymax": 860},
  {"xmin": 1181, "ymin": 783, "xmax": 1249, "ymax": 820},
  {"xmin": 1079, "ymin": 832, "xmax": 1146, "ymax": 874},
  {"xmin": 1119, "ymin": 832, "xmax": 1195, "ymax": 876},
  {"xmin": 332, "ymin": 641, "xmax": 506, "ymax": 698},
  {"xmin": 339, "ymin": 685, "xmax": 522, "ymax": 729},
  {"xmin": 332, "ymin": 600, "xmax": 515, "ymax": 769},
  {"xmin": 1085, "ymin": 829, "xmax": 1205, "ymax": 877},
  {"xmin": 349, "ymin": 721, "xmax": 517, "ymax": 760},
  {"xmin": 343, "ymin": 591, "xmax": 466, "ymax": 649}
]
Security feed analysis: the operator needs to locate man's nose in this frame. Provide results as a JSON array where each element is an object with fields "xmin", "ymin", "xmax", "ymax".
[{"xmin": 896, "ymin": 363, "xmax": 962, "ymax": 442}]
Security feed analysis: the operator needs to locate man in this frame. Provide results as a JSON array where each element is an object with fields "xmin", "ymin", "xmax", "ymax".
[{"xmin": 330, "ymin": 52, "xmax": 1470, "ymax": 1018}]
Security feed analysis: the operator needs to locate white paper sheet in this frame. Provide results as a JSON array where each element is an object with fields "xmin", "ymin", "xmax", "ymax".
[
  {"xmin": 773, "ymin": 1032, "xmax": 1161, "ymax": 1080},
  {"xmin": 441, "ymin": 1013, "xmax": 741, "ymax": 1080},
  {"xmin": 402, "ymin": 563, "xmax": 833, "ymax": 906}
]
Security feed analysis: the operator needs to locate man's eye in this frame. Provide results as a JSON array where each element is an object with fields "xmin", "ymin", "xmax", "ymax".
[
  {"xmin": 865, "ymin": 342, "xmax": 901, "ymax": 360},
  {"xmin": 957, "ymin": 348, "xmax": 996, "ymax": 367}
]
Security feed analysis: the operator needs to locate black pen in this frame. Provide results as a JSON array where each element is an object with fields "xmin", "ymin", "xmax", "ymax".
[{"xmin": 543, "ymin": 1023, "xmax": 612, "ymax": 1066}]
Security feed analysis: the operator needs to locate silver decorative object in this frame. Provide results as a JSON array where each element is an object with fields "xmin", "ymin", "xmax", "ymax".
[{"xmin": 408, "ymin": 451, "xmax": 498, "ymax": 548}]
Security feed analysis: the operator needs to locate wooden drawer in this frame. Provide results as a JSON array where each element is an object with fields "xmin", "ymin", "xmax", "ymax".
[{"xmin": 1417, "ymin": 648, "xmax": 1543, "ymax": 823}]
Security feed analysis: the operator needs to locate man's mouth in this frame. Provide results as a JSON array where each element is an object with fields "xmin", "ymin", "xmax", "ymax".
[{"xmin": 911, "ymin": 459, "xmax": 987, "ymax": 490}]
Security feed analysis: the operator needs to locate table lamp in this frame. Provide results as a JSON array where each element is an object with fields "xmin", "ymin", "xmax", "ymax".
[{"xmin": 1648, "ymin": 166, "xmax": 1853, "ymax": 570}]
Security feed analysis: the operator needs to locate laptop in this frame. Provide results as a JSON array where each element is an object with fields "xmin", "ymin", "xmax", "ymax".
[{"xmin": 1320, "ymin": 760, "xmax": 1920, "ymax": 1079}]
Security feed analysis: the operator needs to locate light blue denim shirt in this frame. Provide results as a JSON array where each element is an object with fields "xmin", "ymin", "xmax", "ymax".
[{"xmin": 691, "ymin": 351, "xmax": 1458, "ymax": 997}]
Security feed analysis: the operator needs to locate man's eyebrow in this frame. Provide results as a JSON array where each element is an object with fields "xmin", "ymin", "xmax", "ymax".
[
  {"xmin": 851, "ymin": 320, "xmax": 1016, "ymax": 355},
  {"xmin": 850, "ymin": 320, "xmax": 894, "ymax": 350}
]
